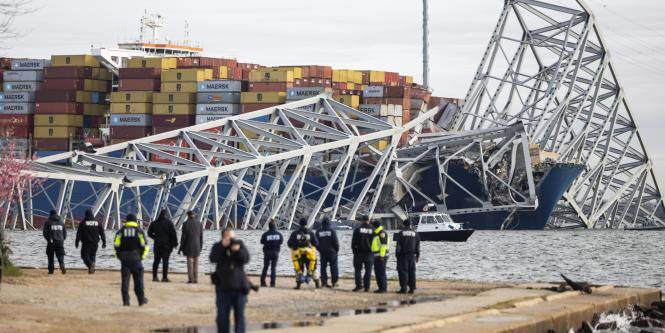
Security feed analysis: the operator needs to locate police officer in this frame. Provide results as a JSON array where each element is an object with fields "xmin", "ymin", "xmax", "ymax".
[
  {"xmin": 260, "ymin": 219, "xmax": 283, "ymax": 287},
  {"xmin": 75, "ymin": 209, "xmax": 106, "ymax": 274},
  {"xmin": 394, "ymin": 219, "xmax": 420, "ymax": 294},
  {"xmin": 43, "ymin": 209, "xmax": 66, "ymax": 275},
  {"xmin": 316, "ymin": 216, "xmax": 339, "ymax": 288},
  {"xmin": 351, "ymin": 215, "xmax": 374, "ymax": 292},
  {"xmin": 148, "ymin": 210, "xmax": 178, "ymax": 282},
  {"xmin": 371, "ymin": 220, "xmax": 390, "ymax": 293},
  {"xmin": 114, "ymin": 213, "xmax": 149, "ymax": 306},
  {"xmin": 287, "ymin": 218, "xmax": 319, "ymax": 289}
]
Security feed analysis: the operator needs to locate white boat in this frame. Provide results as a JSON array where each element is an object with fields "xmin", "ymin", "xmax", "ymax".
[{"xmin": 414, "ymin": 212, "xmax": 474, "ymax": 242}]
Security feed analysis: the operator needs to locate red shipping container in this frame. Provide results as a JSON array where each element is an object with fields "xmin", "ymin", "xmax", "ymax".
[
  {"xmin": 152, "ymin": 127, "xmax": 181, "ymax": 135},
  {"xmin": 44, "ymin": 66, "xmax": 93, "ymax": 79},
  {"xmin": 2, "ymin": 125, "xmax": 32, "ymax": 137},
  {"xmin": 42, "ymin": 79, "xmax": 86, "ymax": 91},
  {"xmin": 0, "ymin": 58, "xmax": 11, "ymax": 69},
  {"xmin": 36, "ymin": 102, "xmax": 84, "ymax": 115},
  {"xmin": 0, "ymin": 115, "xmax": 33, "ymax": 127},
  {"xmin": 36, "ymin": 90, "xmax": 81, "ymax": 103},
  {"xmin": 242, "ymin": 103, "xmax": 279, "ymax": 113},
  {"xmin": 110, "ymin": 126, "xmax": 152, "ymax": 139},
  {"xmin": 176, "ymin": 57, "xmax": 194, "ymax": 67},
  {"xmin": 153, "ymin": 115, "xmax": 196, "ymax": 127},
  {"xmin": 118, "ymin": 79, "xmax": 160, "ymax": 91},
  {"xmin": 237, "ymin": 63, "xmax": 261, "ymax": 70},
  {"xmin": 360, "ymin": 71, "xmax": 370, "ymax": 85},
  {"xmin": 34, "ymin": 138, "xmax": 69, "ymax": 150},
  {"xmin": 248, "ymin": 82, "xmax": 293, "ymax": 92},
  {"xmin": 384, "ymin": 86, "xmax": 410, "ymax": 98},
  {"xmin": 119, "ymin": 68, "xmax": 162, "ymax": 79},
  {"xmin": 333, "ymin": 89, "xmax": 363, "ymax": 96},
  {"xmin": 109, "ymin": 139, "xmax": 129, "ymax": 145}
]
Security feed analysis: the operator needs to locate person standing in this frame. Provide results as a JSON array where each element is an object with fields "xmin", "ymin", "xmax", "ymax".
[
  {"xmin": 148, "ymin": 210, "xmax": 178, "ymax": 282},
  {"xmin": 351, "ymin": 215, "xmax": 374, "ymax": 292},
  {"xmin": 210, "ymin": 227, "xmax": 250, "ymax": 333},
  {"xmin": 371, "ymin": 220, "xmax": 390, "ymax": 293},
  {"xmin": 259, "ymin": 219, "xmax": 282, "ymax": 287},
  {"xmin": 113, "ymin": 213, "xmax": 149, "ymax": 306},
  {"xmin": 394, "ymin": 219, "xmax": 420, "ymax": 294},
  {"xmin": 287, "ymin": 218, "xmax": 320, "ymax": 289},
  {"xmin": 75, "ymin": 209, "xmax": 106, "ymax": 274},
  {"xmin": 179, "ymin": 211, "xmax": 203, "ymax": 284},
  {"xmin": 316, "ymin": 216, "xmax": 339, "ymax": 288},
  {"xmin": 43, "ymin": 209, "xmax": 67, "ymax": 275}
]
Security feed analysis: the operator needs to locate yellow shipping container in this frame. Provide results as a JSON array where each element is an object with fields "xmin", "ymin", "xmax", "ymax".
[
  {"xmin": 161, "ymin": 69, "xmax": 213, "ymax": 82},
  {"xmin": 111, "ymin": 91, "xmax": 153, "ymax": 103},
  {"xmin": 352, "ymin": 71, "xmax": 362, "ymax": 84},
  {"xmin": 240, "ymin": 92, "xmax": 286, "ymax": 104},
  {"xmin": 332, "ymin": 95, "xmax": 360, "ymax": 108},
  {"xmin": 51, "ymin": 55, "xmax": 101, "ymax": 67},
  {"xmin": 126, "ymin": 57, "xmax": 177, "ymax": 69},
  {"xmin": 405, "ymin": 76, "xmax": 413, "ymax": 84},
  {"xmin": 34, "ymin": 126, "xmax": 80, "ymax": 139},
  {"xmin": 360, "ymin": 140, "xmax": 389, "ymax": 154},
  {"xmin": 153, "ymin": 92, "xmax": 197, "ymax": 104},
  {"xmin": 276, "ymin": 67, "xmax": 302, "ymax": 79},
  {"xmin": 83, "ymin": 104, "xmax": 106, "ymax": 116},
  {"xmin": 160, "ymin": 82, "xmax": 198, "ymax": 93},
  {"xmin": 35, "ymin": 115, "xmax": 83, "ymax": 127},
  {"xmin": 71, "ymin": 91, "xmax": 92, "ymax": 103},
  {"xmin": 248, "ymin": 68, "xmax": 294, "ymax": 83},
  {"xmin": 110, "ymin": 103, "xmax": 153, "ymax": 114},
  {"xmin": 218, "ymin": 66, "xmax": 229, "ymax": 79},
  {"xmin": 369, "ymin": 71, "xmax": 385, "ymax": 83},
  {"xmin": 91, "ymin": 68, "xmax": 113, "ymax": 81},
  {"xmin": 153, "ymin": 104, "xmax": 196, "ymax": 115}
]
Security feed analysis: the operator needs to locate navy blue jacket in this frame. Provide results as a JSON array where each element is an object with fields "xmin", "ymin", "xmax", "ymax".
[
  {"xmin": 316, "ymin": 223, "xmax": 339, "ymax": 256},
  {"xmin": 260, "ymin": 225, "xmax": 283, "ymax": 253}
]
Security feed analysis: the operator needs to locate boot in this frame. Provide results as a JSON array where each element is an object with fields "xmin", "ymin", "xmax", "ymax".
[
  {"xmin": 260, "ymin": 280, "xmax": 267, "ymax": 287},
  {"xmin": 314, "ymin": 279, "xmax": 321, "ymax": 289},
  {"xmin": 294, "ymin": 282, "xmax": 301, "ymax": 290},
  {"xmin": 90, "ymin": 263, "xmax": 95, "ymax": 274},
  {"xmin": 139, "ymin": 298, "xmax": 148, "ymax": 306},
  {"xmin": 59, "ymin": 262, "xmax": 66, "ymax": 275}
]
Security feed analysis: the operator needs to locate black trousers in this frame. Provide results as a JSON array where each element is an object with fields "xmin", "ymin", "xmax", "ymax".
[
  {"xmin": 260, "ymin": 251, "xmax": 279, "ymax": 286},
  {"xmin": 320, "ymin": 252, "xmax": 339, "ymax": 286},
  {"xmin": 80, "ymin": 243, "xmax": 98, "ymax": 268},
  {"xmin": 216, "ymin": 288, "xmax": 247, "ymax": 333},
  {"xmin": 397, "ymin": 254, "xmax": 417, "ymax": 291},
  {"xmin": 153, "ymin": 247, "xmax": 172, "ymax": 280},
  {"xmin": 373, "ymin": 256, "xmax": 388, "ymax": 291},
  {"xmin": 120, "ymin": 259, "xmax": 145, "ymax": 304},
  {"xmin": 46, "ymin": 241, "xmax": 65, "ymax": 274},
  {"xmin": 353, "ymin": 252, "xmax": 373, "ymax": 290}
]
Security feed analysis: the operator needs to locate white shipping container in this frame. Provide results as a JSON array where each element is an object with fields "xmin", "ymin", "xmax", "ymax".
[
  {"xmin": 111, "ymin": 114, "xmax": 152, "ymax": 126},
  {"xmin": 387, "ymin": 104, "xmax": 396, "ymax": 116},
  {"xmin": 0, "ymin": 138, "xmax": 30, "ymax": 150},
  {"xmin": 3, "ymin": 70, "xmax": 43, "ymax": 82},
  {"xmin": 196, "ymin": 115, "xmax": 229, "ymax": 124},
  {"xmin": 11, "ymin": 59, "xmax": 49, "ymax": 70},
  {"xmin": 196, "ymin": 92, "xmax": 241, "ymax": 104},
  {"xmin": 4, "ymin": 82, "xmax": 41, "ymax": 92},
  {"xmin": 358, "ymin": 104, "xmax": 384, "ymax": 117},
  {"xmin": 197, "ymin": 80, "xmax": 244, "ymax": 93},
  {"xmin": 410, "ymin": 99, "xmax": 424, "ymax": 110},
  {"xmin": 196, "ymin": 103, "xmax": 241, "ymax": 115},
  {"xmin": 0, "ymin": 103, "xmax": 34, "ymax": 114},
  {"xmin": 395, "ymin": 117, "xmax": 403, "ymax": 126},
  {"xmin": 363, "ymin": 86, "xmax": 384, "ymax": 98},
  {"xmin": 0, "ymin": 92, "xmax": 35, "ymax": 103},
  {"xmin": 286, "ymin": 87, "xmax": 327, "ymax": 100}
]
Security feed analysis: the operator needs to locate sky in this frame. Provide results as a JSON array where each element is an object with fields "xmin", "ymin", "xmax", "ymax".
[{"xmin": 4, "ymin": 0, "xmax": 665, "ymax": 183}]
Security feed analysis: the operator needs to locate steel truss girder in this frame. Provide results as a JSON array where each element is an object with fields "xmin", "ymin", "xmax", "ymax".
[{"xmin": 452, "ymin": 0, "xmax": 664, "ymax": 228}]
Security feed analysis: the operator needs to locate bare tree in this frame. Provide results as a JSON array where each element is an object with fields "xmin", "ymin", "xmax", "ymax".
[{"xmin": 0, "ymin": 1, "xmax": 32, "ymax": 41}]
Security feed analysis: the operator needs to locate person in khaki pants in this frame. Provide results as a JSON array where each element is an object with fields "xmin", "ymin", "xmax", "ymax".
[{"xmin": 179, "ymin": 211, "xmax": 203, "ymax": 283}]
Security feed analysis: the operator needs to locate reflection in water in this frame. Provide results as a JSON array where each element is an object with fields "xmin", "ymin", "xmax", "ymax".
[{"xmin": 154, "ymin": 320, "xmax": 324, "ymax": 332}]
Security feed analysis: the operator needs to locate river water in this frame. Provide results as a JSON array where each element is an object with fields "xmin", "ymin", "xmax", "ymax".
[{"xmin": 5, "ymin": 229, "xmax": 665, "ymax": 291}]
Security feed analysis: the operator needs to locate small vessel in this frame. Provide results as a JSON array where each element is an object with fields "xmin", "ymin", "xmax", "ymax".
[{"xmin": 414, "ymin": 212, "xmax": 474, "ymax": 242}]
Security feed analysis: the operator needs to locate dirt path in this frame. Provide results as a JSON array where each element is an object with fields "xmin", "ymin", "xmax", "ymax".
[{"xmin": 0, "ymin": 269, "xmax": 502, "ymax": 333}]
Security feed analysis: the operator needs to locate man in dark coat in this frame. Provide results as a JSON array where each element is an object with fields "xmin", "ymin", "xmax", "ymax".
[
  {"xmin": 75, "ymin": 209, "xmax": 106, "ymax": 274},
  {"xmin": 210, "ymin": 227, "xmax": 250, "ymax": 333},
  {"xmin": 394, "ymin": 219, "xmax": 421, "ymax": 294},
  {"xmin": 259, "ymin": 219, "xmax": 283, "ymax": 287},
  {"xmin": 316, "ymin": 216, "xmax": 339, "ymax": 288},
  {"xmin": 43, "ymin": 209, "xmax": 66, "ymax": 274},
  {"xmin": 351, "ymin": 215, "xmax": 374, "ymax": 291},
  {"xmin": 148, "ymin": 210, "xmax": 178, "ymax": 282},
  {"xmin": 179, "ymin": 211, "xmax": 203, "ymax": 283}
]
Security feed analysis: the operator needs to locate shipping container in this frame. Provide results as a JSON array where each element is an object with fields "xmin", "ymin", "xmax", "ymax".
[
  {"xmin": 109, "ymin": 103, "xmax": 152, "ymax": 114},
  {"xmin": 0, "ymin": 114, "xmax": 33, "ymax": 127},
  {"xmin": 240, "ymin": 92, "xmax": 286, "ymax": 104},
  {"xmin": 3, "ymin": 125, "xmax": 31, "ymax": 137},
  {"xmin": 35, "ymin": 114, "xmax": 83, "ymax": 127},
  {"xmin": 286, "ymin": 87, "xmax": 330, "ymax": 100},
  {"xmin": 34, "ymin": 126, "xmax": 81, "ymax": 139},
  {"xmin": 111, "ymin": 114, "xmax": 152, "ymax": 126},
  {"xmin": 36, "ymin": 91, "xmax": 90, "ymax": 103},
  {"xmin": 110, "ymin": 91, "xmax": 153, "ymax": 103},
  {"xmin": 363, "ymin": 86, "xmax": 384, "ymax": 98},
  {"xmin": 358, "ymin": 104, "xmax": 385, "ymax": 117},
  {"xmin": 110, "ymin": 126, "xmax": 152, "ymax": 139},
  {"xmin": 3, "ymin": 81, "xmax": 41, "ymax": 92},
  {"xmin": 0, "ymin": 92, "xmax": 35, "ymax": 103},
  {"xmin": 36, "ymin": 102, "xmax": 83, "ymax": 115},
  {"xmin": 161, "ymin": 82, "xmax": 198, "ymax": 93},
  {"xmin": 118, "ymin": 67, "xmax": 162, "ymax": 79},
  {"xmin": 3, "ymin": 70, "xmax": 43, "ymax": 82},
  {"xmin": 153, "ymin": 115, "xmax": 196, "ymax": 127},
  {"xmin": 384, "ymin": 86, "xmax": 409, "ymax": 98},
  {"xmin": 195, "ymin": 103, "xmax": 241, "ymax": 115},
  {"xmin": 92, "ymin": 68, "xmax": 113, "ymax": 81},
  {"xmin": 83, "ymin": 104, "xmax": 106, "ymax": 116},
  {"xmin": 197, "ymin": 92, "xmax": 241, "ymax": 104},
  {"xmin": 43, "ymin": 66, "xmax": 93, "ymax": 79},
  {"xmin": 153, "ymin": 92, "xmax": 197, "ymax": 104},
  {"xmin": 248, "ymin": 82, "xmax": 293, "ymax": 92},
  {"xmin": 83, "ymin": 115, "xmax": 104, "ymax": 128},
  {"xmin": 241, "ymin": 103, "xmax": 278, "ymax": 113},
  {"xmin": 0, "ymin": 138, "xmax": 30, "ymax": 150},
  {"xmin": 11, "ymin": 59, "xmax": 49, "ymax": 70},
  {"xmin": 153, "ymin": 104, "xmax": 196, "ymax": 115},
  {"xmin": 51, "ymin": 55, "xmax": 101, "ymax": 67},
  {"xmin": 118, "ymin": 79, "xmax": 160, "ymax": 91},
  {"xmin": 0, "ymin": 102, "xmax": 34, "ymax": 114},
  {"xmin": 274, "ymin": 67, "xmax": 302, "ymax": 79},
  {"xmin": 126, "ymin": 57, "xmax": 176, "ymax": 69},
  {"xmin": 369, "ymin": 71, "xmax": 385, "ymax": 84},
  {"xmin": 197, "ymin": 80, "xmax": 247, "ymax": 93},
  {"xmin": 161, "ymin": 68, "xmax": 212, "ymax": 82},
  {"xmin": 249, "ymin": 68, "xmax": 294, "ymax": 83},
  {"xmin": 41, "ymin": 79, "xmax": 109, "ymax": 92},
  {"xmin": 33, "ymin": 139, "xmax": 70, "ymax": 151},
  {"xmin": 195, "ymin": 114, "xmax": 230, "ymax": 124},
  {"xmin": 332, "ymin": 95, "xmax": 360, "ymax": 108}
]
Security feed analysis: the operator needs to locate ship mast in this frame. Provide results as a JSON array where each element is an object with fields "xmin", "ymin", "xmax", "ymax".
[{"xmin": 422, "ymin": 0, "xmax": 430, "ymax": 89}]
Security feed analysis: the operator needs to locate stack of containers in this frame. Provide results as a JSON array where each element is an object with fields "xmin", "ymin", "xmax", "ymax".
[
  {"xmin": 0, "ymin": 58, "xmax": 46, "ymax": 157},
  {"xmin": 242, "ymin": 68, "xmax": 289, "ymax": 113},
  {"xmin": 35, "ymin": 55, "xmax": 110, "ymax": 151},
  {"xmin": 361, "ymin": 85, "xmax": 411, "ymax": 144},
  {"xmin": 331, "ymin": 69, "xmax": 362, "ymax": 90},
  {"xmin": 196, "ymin": 79, "xmax": 246, "ymax": 124},
  {"xmin": 152, "ymin": 67, "xmax": 211, "ymax": 134},
  {"xmin": 237, "ymin": 63, "xmax": 262, "ymax": 81},
  {"xmin": 177, "ymin": 57, "xmax": 240, "ymax": 81},
  {"xmin": 410, "ymin": 84, "xmax": 431, "ymax": 120}
]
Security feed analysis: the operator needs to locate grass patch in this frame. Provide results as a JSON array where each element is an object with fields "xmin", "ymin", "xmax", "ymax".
[{"xmin": 2, "ymin": 261, "xmax": 22, "ymax": 277}]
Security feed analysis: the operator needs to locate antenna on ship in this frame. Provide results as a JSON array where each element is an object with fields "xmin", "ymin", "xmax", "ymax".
[
  {"xmin": 184, "ymin": 20, "xmax": 191, "ymax": 47},
  {"xmin": 139, "ymin": 10, "xmax": 164, "ymax": 43},
  {"xmin": 422, "ymin": 0, "xmax": 430, "ymax": 90}
]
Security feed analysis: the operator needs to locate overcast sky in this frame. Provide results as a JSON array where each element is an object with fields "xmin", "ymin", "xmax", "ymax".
[{"xmin": 5, "ymin": 0, "xmax": 665, "ymax": 183}]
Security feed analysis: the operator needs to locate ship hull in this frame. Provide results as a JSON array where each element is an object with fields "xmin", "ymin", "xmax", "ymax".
[{"xmin": 418, "ymin": 229, "xmax": 474, "ymax": 242}]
